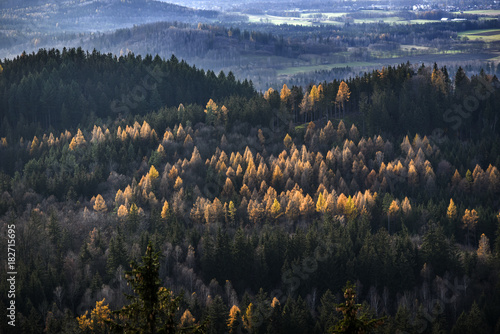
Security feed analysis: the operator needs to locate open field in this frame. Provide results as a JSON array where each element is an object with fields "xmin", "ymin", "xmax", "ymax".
[
  {"xmin": 452, "ymin": 10, "xmax": 500, "ymax": 16},
  {"xmin": 459, "ymin": 29, "xmax": 500, "ymax": 42},
  {"xmin": 243, "ymin": 11, "xmax": 441, "ymax": 26},
  {"xmin": 400, "ymin": 44, "xmax": 431, "ymax": 51},
  {"xmin": 276, "ymin": 61, "xmax": 379, "ymax": 76},
  {"xmin": 353, "ymin": 16, "xmax": 402, "ymax": 24},
  {"xmin": 246, "ymin": 14, "xmax": 314, "ymax": 26}
]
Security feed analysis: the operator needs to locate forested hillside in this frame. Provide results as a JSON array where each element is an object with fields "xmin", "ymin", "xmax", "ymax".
[
  {"xmin": 0, "ymin": 50, "xmax": 500, "ymax": 333},
  {"xmin": 0, "ymin": 48, "xmax": 254, "ymax": 141}
]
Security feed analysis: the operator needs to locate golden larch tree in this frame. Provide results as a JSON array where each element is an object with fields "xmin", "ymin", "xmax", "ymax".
[
  {"xmin": 148, "ymin": 165, "xmax": 159, "ymax": 180},
  {"xmin": 161, "ymin": 201, "xmax": 169, "ymax": 219},
  {"xmin": 117, "ymin": 205, "xmax": 128, "ymax": 218},
  {"xmin": 477, "ymin": 233, "xmax": 491, "ymax": 260},
  {"xmin": 264, "ymin": 87, "xmax": 275, "ymax": 100},
  {"xmin": 280, "ymin": 83, "xmax": 291, "ymax": 103},
  {"xmin": 447, "ymin": 199, "xmax": 457, "ymax": 221},
  {"xmin": 179, "ymin": 309, "xmax": 196, "ymax": 328},
  {"xmin": 283, "ymin": 134, "xmax": 293, "ymax": 149},
  {"xmin": 336, "ymin": 81, "xmax": 351, "ymax": 118},
  {"xmin": 77, "ymin": 299, "xmax": 112, "ymax": 332},
  {"xmin": 94, "ymin": 194, "xmax": 107, "ymax": 212},
  {"xmin": 228, "ymin": 305, "xmax": 242, "ymax": 334}
]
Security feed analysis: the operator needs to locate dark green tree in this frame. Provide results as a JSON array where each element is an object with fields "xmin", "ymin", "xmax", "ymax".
[
  {"xmin": 111, "ymin": 242, "xmax": 205, "ymax": 333},
  {"xmin": 332, "ymin": 282, "xmax": 384, "ymax": 334}
]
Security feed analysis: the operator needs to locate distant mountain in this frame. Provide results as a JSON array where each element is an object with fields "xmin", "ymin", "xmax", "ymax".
[
  {"xmin": 1, "ymin": 0, "xmax": 219, "ymax": 32},
  {"xmin": 0, "ymin": 0, "xmax": 220, "ymax": 59}
]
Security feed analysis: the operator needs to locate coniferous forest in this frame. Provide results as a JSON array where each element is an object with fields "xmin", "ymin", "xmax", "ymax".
[{"xmin": 0, "ymin": 48, "xmax": 500, "ymax": 333}]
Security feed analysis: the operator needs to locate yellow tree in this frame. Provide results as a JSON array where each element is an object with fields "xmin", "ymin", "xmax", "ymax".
[
  {"xmin": 204, "ymin": 99, "xmax": 218, "ymax": 125},
  {"xmin": 94, "ymin": 194, "xmax": 107, "ymax": 213},
  {"xmin": 283, "ymin": 133, "xmax": 293, "ymax": 149},
  {"xmin": 140, "ymin": 121, "xmax": 152, "ymax": 140},
  {"xmin": 161, "ymin": 201, "xmax": 169, "ymax": 219},
  {"xmin": 174, "ymin": 176, "xmax": 183, "ymax": 190},
  {"xmin": 77, "ymin": 298, "xmax": 112, "ymax": 333},
  {"xmin": 280, "ymin": 83, "xmax": 291, "ymax": 104},
  {"xmin": 243, "ymin": 303, "xmax": 259, "ymax": 334},
  {"xmin": 148, "ymin": 165, "xmax": 159, "ymax": 180},
  {"xmin": 30, "ymin": 136, "xmax": 40, "ymax": 154},
  {"xmin": 336, "ymin": 81, "xmax": 351, "ymax": 119},
  {"xmin": 447, "ymin": 199, "xmax": 457, "ymax": 221},
  {"xmin": 477, "ymin": 233, "xmax": 491, "ymax": 261},
  {"xmin": 264, "ymin": 87, "xmax": 275, "ymax": 100},
  {"xmin": 299, "ymin": 194, "xmax": 315, "ymax": 219},
  {"xmin": 316, "ymin": 192, "xmax": 327, "ymax": 214},
  {"xmin": 271, "ymin": 165, "xmax": 283, "ymax": 189},
  {"xmin": 309, "ymin": 85, "xmax": 320, "ymax": 106},
  {"xmin": 70, "ymin": 128, "xmax": 86, "ymax": 151},
  {"xmin": 117, "ymin": 205, "xmax": 128, "ymax": 219},
  {"xmin": 401, "ymin": 197, "xmax": 412, "ymax": 216},
  {"xmin": 228, "ymin": 305, "xmax": 242, "ymax": 334},
  {"xmin": 387, "ymin": 200, "xmax": 400, "ymax": 233},
  {"xmin": 179, "ymin": 309, "xmax": 196, "ymax": 328},
  {"xmin": 270, "ymin": 198, "xmax": 282, "ymax": 221},
  {"xmin": 344, "ymin": 196, "xmax": 358, "ymax": 221}
]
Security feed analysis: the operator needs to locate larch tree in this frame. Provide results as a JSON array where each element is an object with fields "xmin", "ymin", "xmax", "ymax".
[
  {"xmin": 335, "ymin": 81, "xmax": 351, "ymax": 119},
  {"xmin": 264, "ymin": 87, "xmax": 275, "ymax": 100},
  {"xmin": 270, "ymin": 198, "xmax": 282, "ymax": 221},
  {"xmin": 283, "ymin": 134, "xmax": 293, "ymax": 149},
  {"xmin": 387, "ymin": 200, "xmax": 400, "ymax": 233},
  {"xmin": 161, "ymin": 200, "xmax": 169, "ymax": 220},
  {"xmin": 179, "ymin": 309, "xmax": 196, "ymax": 329},
  {"xmin": 477, "ymin": 233, "xmax": 491, "ymax": 261},
  {"xmin": 93, "ymin": 194, "xmax": 107, "ymax": 213},
  {"xmin": 316, "ymin": 192, "xmax": 327, "ymax": 214},
  {"xmin": 77, "ymin": 298, "xmax": 112, "ymax": 333},
  {"xmin": 447, "ymin": 199, "xmax": 457, "ymax": 221},
  {"xmin": 280, "ymin": 83, "xmax": 291, "ymax": 104},
  {"xmin": 228, "ymin": 305, "xmax": 242, "ymax": 334},
  {"xmin": 300, "ymin": 91, "xmax": 312, "ymax": 122},
  {"xmin": 117, "ymin": 205, "xmax": 128, "ymax": 218},
  {"xmin": 401, "ymin": 197, "xmax": 411, "ymax": 216},
  {"xmin": 149, "ymin": 165, "xmax": 160, "ymax": 181},
  {"xmin": 337, "ymin": 120, "xmax": 347, "ymax": 141}
]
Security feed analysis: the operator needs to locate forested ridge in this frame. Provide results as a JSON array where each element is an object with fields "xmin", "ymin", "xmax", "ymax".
[{"xmin": 0, "ymin": 49, "xmax": 500, "ymax": 333}]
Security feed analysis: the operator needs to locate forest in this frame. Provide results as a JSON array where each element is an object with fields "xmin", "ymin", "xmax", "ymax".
[
  {"xmin": 3, "ymin": 0, "xmax": 500, "ymax": 90},
  {"xmin": 0, "ymin": 49, "xmax": 500, "ymax": 333}
]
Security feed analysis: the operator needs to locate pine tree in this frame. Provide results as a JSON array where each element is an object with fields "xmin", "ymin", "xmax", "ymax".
[
  {"xmin": 333, "ymin": 282, "xmax": 384, "ymax": 333},
  {"xmin": 462, "ymin": 209, "xmax": 479, "ymax": 247},
  {"xmin": 111, "ymin": 242, "xmax": 205, "ymax": 333}
]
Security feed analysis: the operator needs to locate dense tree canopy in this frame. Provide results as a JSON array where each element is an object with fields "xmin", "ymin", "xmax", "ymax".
[{"xmin": 0, "ymin": 51, "xmax": 500, "ymax": 333}]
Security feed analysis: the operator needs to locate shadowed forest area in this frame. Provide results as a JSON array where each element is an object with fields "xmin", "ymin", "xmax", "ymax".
[{"xmin": 0, "ymin": 49, "xmax": 500, "ymax": 333}]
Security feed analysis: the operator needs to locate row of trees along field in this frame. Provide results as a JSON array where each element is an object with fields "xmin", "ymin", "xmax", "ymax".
[{"xmin": 0, "ymin": 49, "xmax": 500, "ymax": 333}]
